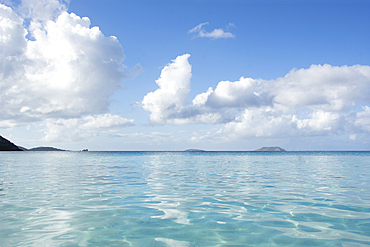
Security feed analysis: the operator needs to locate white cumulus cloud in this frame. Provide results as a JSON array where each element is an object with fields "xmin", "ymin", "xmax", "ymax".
[
  {"xmin": 141, "ymin": 54, "xmax": 192, "ymax": 124},
  {"xmin": 271, "ymin": 64, "xmax": 370, "ymax": 111},
  {"xmin": 141, "ymin": 54, "xmax": 370, "ymax": 143},
  {"xmin": 0, "ymin": 1, "xmax": 136, "ymax": 141}
]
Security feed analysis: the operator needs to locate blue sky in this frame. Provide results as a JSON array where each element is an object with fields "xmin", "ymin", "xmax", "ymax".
[{"xmin": 1, "ymin": 0, "xmax": 370, "ymax": 151}]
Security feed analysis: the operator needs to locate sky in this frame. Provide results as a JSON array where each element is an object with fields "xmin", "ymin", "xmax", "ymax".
[{"xmin": 1, "ymin": 0, "xmax": 370, "ymax": 151}]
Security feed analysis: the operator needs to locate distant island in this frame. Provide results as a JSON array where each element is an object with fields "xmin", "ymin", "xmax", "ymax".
[
  {"xmin": 254, "ymin": 147, "xmax": 286, "ymax": 151},
  {"xmin": 184, "ymin": 149, "xmax": 206, "ymax": 152},
  {"xmin": 27, "ymin": 147, "xmax": 66, "ymax": 151},
  {"xmin": 0, "ymin": 135, "xmax": 68, "ymax": 151},
  {"xmin": 2, "ymin": 135, "xmax": 286, "ymax": 152}
]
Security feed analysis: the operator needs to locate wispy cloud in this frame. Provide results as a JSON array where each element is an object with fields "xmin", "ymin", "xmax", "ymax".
[{"xmin": 188, "ymin": 22, "xmax": 235, "ymax": 39}]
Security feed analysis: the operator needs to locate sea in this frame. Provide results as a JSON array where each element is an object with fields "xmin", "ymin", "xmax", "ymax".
[{"xmin": 0, "ymin": 151, "xmax": 369, "ymax": 246}]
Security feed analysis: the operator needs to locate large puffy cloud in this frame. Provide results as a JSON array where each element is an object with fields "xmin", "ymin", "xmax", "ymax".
[
  {"xmin": 141, "ymin": 54, "xmax": 269, "ymax": 125},
  {"xmin": 24, "ymin": 12, "xmax": 126, "ymax": 116},
  {"xmin": 271, "ymin": 64, "xmax": 370, "ymax": 111},
  {"xmin": 220, "ymin": 64, "xmax": 370, "ymax": 139},
  {"xmin": 193, "ymin": 77, "xmax": 271, "ymax": 109},
  {"xmin": 141, "ymin": 54, "xmax": 370, "ymax": 141},
  {"xmin": 219, "ymin": 64, "xmax": 370, "ymax": 139},
  {"xmin": 141, "ymin": 54, "xmax": 192, "ymax": 124},
  {"xmin": 0, "ymin": 2, "xmax": 135, "ymax": 140},
  {"xmin": 1, "ymin": 7, "xmax": 125, "ymax": 121}
]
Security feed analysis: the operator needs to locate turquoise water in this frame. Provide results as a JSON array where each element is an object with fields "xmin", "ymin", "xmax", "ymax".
[{"xmin": 0, "ymin": 151, "xmax": 369, "ymax": 246}]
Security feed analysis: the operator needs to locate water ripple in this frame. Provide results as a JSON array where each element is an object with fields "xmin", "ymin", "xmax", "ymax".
[{"xmin": 0, "ymin": 151, "xmax": 369, "ymax": 246}]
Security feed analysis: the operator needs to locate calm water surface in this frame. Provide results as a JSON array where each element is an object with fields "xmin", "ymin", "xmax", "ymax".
[{"xmin": 0, "ymin": 151, "xmax": 369, "ymax": 246}]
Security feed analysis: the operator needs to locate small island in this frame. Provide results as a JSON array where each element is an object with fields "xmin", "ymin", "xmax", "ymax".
[
  {"xmin": 0, "ymin": 135, "xmax": 70, "ymax": 151},
  {"xmin": 184, "ymin": 149, "xmax": 206, "ymax": 152},
  {"xmin": 254, "ymin": 147, "xmax": 286, "ymax": 152}
]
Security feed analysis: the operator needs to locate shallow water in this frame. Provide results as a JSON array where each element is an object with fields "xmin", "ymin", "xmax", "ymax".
[{"xmin": 0, "ymin": 151, "xmax": 369, "ymax": 246}]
